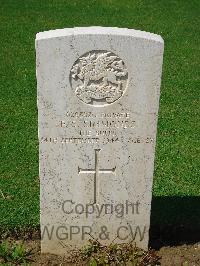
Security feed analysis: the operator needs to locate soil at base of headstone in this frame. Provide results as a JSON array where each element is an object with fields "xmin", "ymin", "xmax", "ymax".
[{"xmin": 1, "ymin": 238, "xmax": 200, "ymax": 266}]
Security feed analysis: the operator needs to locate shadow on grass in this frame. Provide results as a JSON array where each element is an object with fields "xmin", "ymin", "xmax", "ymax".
[{"xmin": 149, "ymin": 196, "xmax": 200, "ymax": 249}]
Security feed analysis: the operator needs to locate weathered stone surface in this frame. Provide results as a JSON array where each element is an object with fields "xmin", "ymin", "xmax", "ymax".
[{"xmin": 36, "ymin": 27, "xmax": 164, "ymax": 255}]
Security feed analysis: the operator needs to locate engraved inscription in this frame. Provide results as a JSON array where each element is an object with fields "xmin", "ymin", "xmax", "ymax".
[
  {"xmin": 60, "ymin": 120, "xmax": 135, "ymax": 129},
  {"xmin": 78, "ymin": 149, "xmax": 116, "ymax": 204},
  {"xmin": 70, "ymin": 51, "xmax": 128, "ymax": 106},
  {"xmin": 40, "ymin": 111, "xmax": 154, "ymax": 146},
  {"xmin": 40, "ymin": 136, "xmax": 154, "ymax": 145},
  {"xmin": 65, "ymin": 111, "xmax": 130, "ymax": 118}
]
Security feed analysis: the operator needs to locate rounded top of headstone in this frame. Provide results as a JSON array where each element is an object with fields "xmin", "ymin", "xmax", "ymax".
[{"xmin": 36, "ymin": 26, "xmax": 164, "ymax": 45}]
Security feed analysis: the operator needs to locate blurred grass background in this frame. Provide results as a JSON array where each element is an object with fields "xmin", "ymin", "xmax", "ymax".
[{"xmin": 0, "ymin": 0, "xmax": 199, "ymax": 230}]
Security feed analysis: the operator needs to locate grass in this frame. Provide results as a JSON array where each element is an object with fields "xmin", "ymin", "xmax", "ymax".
[
  {"xmin": 0, "ymin": 240, "xmax": 32, "ymax": 265},
  {"xmin": 0, "ymin": 0, "xmax": 199, "ymax": 231},
  {"xmin": 80, "ymin": 239, "xmax": 160, "ymax": 265}
]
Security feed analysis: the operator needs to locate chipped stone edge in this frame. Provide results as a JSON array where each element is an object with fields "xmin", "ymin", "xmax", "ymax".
[{"xmin": 35, "ymin": 26, "xmax": 164, "ymax": 44}]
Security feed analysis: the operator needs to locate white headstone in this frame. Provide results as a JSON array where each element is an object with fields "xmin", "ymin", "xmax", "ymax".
[{"xmin": 36, "ymin": 27, "xmax": 164, "ymax": 255}]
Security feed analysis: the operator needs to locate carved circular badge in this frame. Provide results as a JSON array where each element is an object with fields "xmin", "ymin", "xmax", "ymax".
[{"xmin": 70, "ymin": 50, "xmax": 128, "ymax": 106}]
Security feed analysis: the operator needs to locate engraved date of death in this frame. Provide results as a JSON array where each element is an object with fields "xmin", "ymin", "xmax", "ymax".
[{"xmin": 40, "ymin": 136, "xmax": 154, "ymax": 145}]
